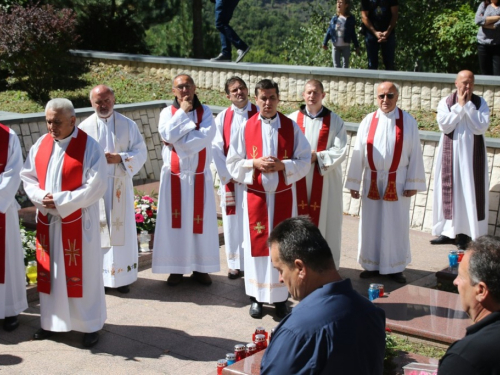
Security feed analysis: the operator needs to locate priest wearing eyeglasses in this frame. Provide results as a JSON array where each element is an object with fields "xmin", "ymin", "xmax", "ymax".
[{"xmin": 345, "ymin": 82, "xmax": 425, "ymax": 284}]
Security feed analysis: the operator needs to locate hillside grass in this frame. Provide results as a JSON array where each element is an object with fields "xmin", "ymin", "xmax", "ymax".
[{"xmin": 2, "ymin": 64, "xmax": 500, "ymax": 138}]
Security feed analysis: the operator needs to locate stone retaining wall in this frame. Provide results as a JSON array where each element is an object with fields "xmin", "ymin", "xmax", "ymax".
[
  {"xmin": 72, "ymin": 50, "xmax": 500, "ymax": 114},
  {"xmin": 3, "ymin": 100, "xmax": 500, "ymax": 236}
]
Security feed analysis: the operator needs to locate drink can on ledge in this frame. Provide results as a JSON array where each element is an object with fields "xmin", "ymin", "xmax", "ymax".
[
  {"xmin": 225, "ymin": 353, "xmax": 236, "ymax": 366},
  {"xmin": 368, "ymin": 283, "xmax": 379, "ymax": 301},
  {"xmin": 253, "ymin": 326, "xmax": 268, "ymax": 341},
  {"xmin": 449, "ymin": 250, "xmax": 458, "ymax": 268},
  {"xmin": 457, "ymin": 250, "xmax": 465, "ymax": 263},
  {"xmin": 217, "ymin": 359, "xmax": 227, "ymax": 375},
  {"xmin": 246, "ymin": 342, "xmax": 257, "ymax": 356},
  {"xmin": 254, "ymin": 333, "xmax": 267, "ymax": 351},
  {"xmin": 234, "ymin": 344, "xmax": 246, "ymax": 361},
  {"xmin": 377, "ymin": 284, "xmax": 384, "ymax": 297}
]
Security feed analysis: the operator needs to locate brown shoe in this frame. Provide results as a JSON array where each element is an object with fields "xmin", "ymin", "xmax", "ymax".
[
  {"xmin": 167, "ymin": 273, "xmax": 183, "ymax": 286},
  {"xmin": 192, "ymin": 271, "xmax": 212, "ymax": 286}
]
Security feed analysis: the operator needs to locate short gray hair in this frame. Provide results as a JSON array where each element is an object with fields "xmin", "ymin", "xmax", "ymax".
[
  {"xmin": 45, "ymin": 98, "xmax": 76, "ymax": 117},
  {"xmin": 378, "ymin": 81, "xmax": 400, "ymax": 95},
  {"xmin": 468, "ymin": 235, "xmax": 500, "ymax": 303}
]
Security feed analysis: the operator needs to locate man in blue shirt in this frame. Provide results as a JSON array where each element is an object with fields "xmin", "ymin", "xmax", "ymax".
[{"xmin": 261, "ymin": 216, "xmax": 386, "ymax": 375}]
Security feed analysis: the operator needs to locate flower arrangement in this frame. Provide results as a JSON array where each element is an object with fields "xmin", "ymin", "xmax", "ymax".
[
  {"xmin": 134, "ymin": 193, "xmax": 157, "ymax": 233},
  {"xmin": 20, "ymin": 220, "xmax": 36, "ymax": 265}
]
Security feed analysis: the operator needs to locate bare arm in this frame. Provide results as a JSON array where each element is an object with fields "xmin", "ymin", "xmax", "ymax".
[{"xmin": 361, "ymin": 10, "xmax": 383, "ymax": 39}]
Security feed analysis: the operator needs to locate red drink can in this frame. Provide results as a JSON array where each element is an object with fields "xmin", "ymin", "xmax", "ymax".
[
  {"xmin": 234, "ymin": 344, "xmax": 246, "ymax": 361},
  {"xmin": 255, "ymin": 334, "xmax": 267, "ymax": 351},
  {"xmin": 252, "ymin": 326, "xmax": 268, "ymax": 341},
  {"xmin": 246, "ymin": 342, "xmax": 257, "ymax": 356},
  {"xmin": 378, "ymin": 284, "xmax": 384, "ymax": 297},
  {"xmin": 457, "ymin": 250, "xmax": 465, "ymax": 263},
  {"xmin": 217, "ymin": 359, "xmax": 227, "ymax": 375}
]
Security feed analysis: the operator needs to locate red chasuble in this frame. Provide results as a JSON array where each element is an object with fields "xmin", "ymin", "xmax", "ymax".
[
  {"xmin": 222, "ymin": 104, "xmax": 257, "ymax": 215},
  {"xmin": 34, "ymin": 129, "xmax": 87, "ymax": 298},
  {"xmin": 170, "ymin": 105, "xmax": 206, "ymax": 233},
  {"xmin": 295, "ymin": 111, "xmax": 331, "ymax": 226},
  {"xmin": 366, "ymin": 108, "xmax": 404, "ymax": 201},
  {"xmin": 0, "ymin": 123, "xmax": 10, "ymax": 284},
  {"xmin": 244, "ymin": 113, "xmax": 294, "ymax": 257}
]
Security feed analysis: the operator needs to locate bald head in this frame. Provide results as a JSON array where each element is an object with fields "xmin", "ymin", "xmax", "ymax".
[
  {"xmin": 455, "ymin": 70, "xmax": 475, "ymax": 102},
  {"xmin": 90, "ymin": 84, "xmax": 115, "ymax": 118},
  {"xmin": 376, "ymin": 81, "xmax": 399, "ymax": 113}
]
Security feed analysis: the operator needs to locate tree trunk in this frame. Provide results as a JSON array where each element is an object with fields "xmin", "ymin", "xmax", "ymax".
[{"xmin": 192, "ymin": 0, "xmax": 204, "ymax": 58}]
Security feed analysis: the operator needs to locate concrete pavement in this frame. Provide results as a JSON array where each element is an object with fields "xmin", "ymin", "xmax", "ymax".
[{"xmin": 0, "ymin": 215, "xmax": 454, "ymax": 374}]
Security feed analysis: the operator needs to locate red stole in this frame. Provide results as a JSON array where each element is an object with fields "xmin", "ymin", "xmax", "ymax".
[
  {"xmin": 223, "ymin": 104, "xmax": 257, "ymax": 215},
  {"xmin": 35, "ymin": 129, "xmax": 87, "ymax": 298},
  {"xmin": 295, "ymin": 111, "xmax": 331, "ymax": 226},
  {"xmin": 245, "ymin": 113, "xmax": 294, "ymax": 257},
  {"xmin": 366, "ymin": 109, "xmax": 404, "ymax": 201},
  {"xmin": 170, "ymin": 105, "xmax": 206, "ymax": 233},
  {"xmin": 0, "ymin": 124, "xmax": 10, "ymax": 284}
]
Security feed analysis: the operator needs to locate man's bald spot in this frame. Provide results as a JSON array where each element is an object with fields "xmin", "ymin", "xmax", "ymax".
[
  {"xmin": 304, "ymin": 79, "xmax": 324, "ymax": 93},
  {"xmin": 378, "ymin": 81, "xmax": 398, "ymax": 95},
  {"xmin": 90, "ymin": 84, "xmax": 114, "ymax": 101},
  {"xmin": 173, "ymin": 74, "xmax": 195, "ymax": 87},
  {"xmin": 457, "ymin": 70, "xmax": 474, "ymax": 83}
]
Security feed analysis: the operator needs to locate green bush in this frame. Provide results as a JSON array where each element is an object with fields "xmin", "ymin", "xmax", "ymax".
[{"xmin": 0, "ymin": 4, "xmax": 82, "ymax": 103}]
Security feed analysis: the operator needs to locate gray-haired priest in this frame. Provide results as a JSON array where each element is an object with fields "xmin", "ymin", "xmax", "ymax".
[
  {"xmin": 79, "ymin": 85, "xmax": 147, "ymax": 294},
  {"xmin": 21, "ymin": 98, "xmax": 108, "ymax": 347}
]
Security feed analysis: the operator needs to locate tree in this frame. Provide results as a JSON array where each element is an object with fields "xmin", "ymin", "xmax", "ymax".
[{"xmin": 0, "ymin": 3, "xmax": 82, "ymax": 102}]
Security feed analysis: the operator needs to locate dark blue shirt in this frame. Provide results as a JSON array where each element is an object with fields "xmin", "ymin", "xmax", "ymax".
[{"xmin": 260, "ymin": 279, "xmax": 386, "ymax": 375}]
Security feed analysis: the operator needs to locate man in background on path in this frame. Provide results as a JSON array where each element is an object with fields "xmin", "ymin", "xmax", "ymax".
[
  {"xmin": 212, "ymin": 76, "xmax": 257, "ymax": 280},
  {"xmin": 79, "ymin": 85, "xmax": 147, "ymax": 294},
  {"xmin": 361, "ymin": 0, "xmax": 398, "ymax": 70},
  {"xmin": 210, "ymin": 0, "xmax": 250, "ymax": 63},
  {"xmin": 288, "ymin": 79, "xmax": 348, "ymax": 268},
  {"xmin": 430, "ymin": 70, "xmax": 490, "ymax": 250}
]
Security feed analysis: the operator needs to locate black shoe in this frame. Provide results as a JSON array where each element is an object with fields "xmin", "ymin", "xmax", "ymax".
[
  {"xmin": 456, "ymin": 234, "xmax": 471, "ymax": 250},
  {"xmin": 430, "ymin": 235, "xmax": 455, "ymax": 245},
  {"xmin": 210, "ymin": 53, "xmax": 231, "ymax": 62},
  {"xmin": 167, "ymin": 273, "xmax": 183, "ymax": 286},
  {"xmin": 83, "ymin": 332, "xmax": 99, "ymax": 348},
  {"xmin": 359, "ymin": 270, "xmax": 379, "ymax": 279},
  {"xmin": 3, "ymin": 316, "xmax": 19, "ymax": 332},
  {"xmin": 249, "ymin": 301, "xmax": 263, "ymax": 319},
  {"xmin": 228, "ymin": 269, "xmax": 242, "ymax": 280},
  {"xmin": 388, "ymin": 272, "xmax": 407, "ymax": 284},
  {"xmin": 33, "ymin": 328, "xmax": 53, "ymax": 340},
  {"xmin": 274, "ymin": 302, "xmax": 289, "ymax": 319},
  {"xmin": 192, "ymin": 271, "xmax": 212, "ymax": 286},
  {"xmin": 116, "ymin": 285, "xmax": 130, "ymax": 294},
  {"xmin": 236, "ymin": 46, "xmax": 250, "ymax": 63}
]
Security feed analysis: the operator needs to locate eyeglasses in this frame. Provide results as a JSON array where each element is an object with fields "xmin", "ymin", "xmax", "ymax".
[
  {"xmin": 378, "ymin": 93, "xmax": 395, "ymax": 100},
  {"xmin": 174, "ymin": 84, "xmax": 193, "ymax": 91}
]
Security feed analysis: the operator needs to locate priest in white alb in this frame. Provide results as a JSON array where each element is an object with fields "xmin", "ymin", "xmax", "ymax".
[
  {"xmin": 21, "ymin": 98, "xmax": 108, "ymax": 347},
  {"xmin": 227, "ymin": 79, "xmax": 311, "ymax": 319},
  {"xmin": 212, "ymin": 76, "xmax": 258, "ymax": 280},
  {"xmin": 79, "ymin": 85, "xmax": 147, "ymax": 294},
  {"xmin": 431, "ymin": 70, "xmax": 489, "ymax": 250},
  {"xmin": 345, "ymin": 82, "xmax": 426, "ymax": 284},
  {"xmin": 152, "ymin": 74, "xmax": 220, "ymax": 286},
  {"xmin": 287, "ymin": 79, "xmax": 348, "ymax": 268},
  {"xmin": 0, "ymin": 123, "xmax": 28, "ymax": 332}
]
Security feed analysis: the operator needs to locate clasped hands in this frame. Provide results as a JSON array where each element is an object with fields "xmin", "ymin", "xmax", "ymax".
[
  {"xmin": 253, "ymin": 156, "xmax": 285, "ymax": 173},
  {"xmin": 375, "ymin": 31, "xmax": 390, "ymax": 43},
  {"xmin": 42, "ymin": 193, "xmax": 56, "ymax": 209},
  {"xmin": 105, "ymin": 152, "xmax": 122, "ymax": 164},
  {"xmin": 350, "ymin": 189, "xmax": 417, "ymax": 199}
]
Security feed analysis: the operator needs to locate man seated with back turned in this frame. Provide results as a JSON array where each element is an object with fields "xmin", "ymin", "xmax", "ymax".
[
  {"xmin": 438, "ymin": 235, "xmax": 500, "ymax": 375},
  {"xmin": 261, "ymin": 216, "xmax": 386, "ymax": 375}
]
